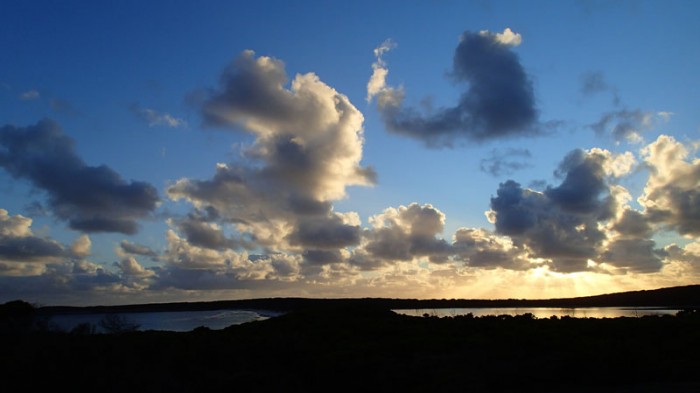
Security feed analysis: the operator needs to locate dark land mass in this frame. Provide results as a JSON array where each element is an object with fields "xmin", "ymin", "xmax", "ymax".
[
  {"xmin": 2, "ymin": 285, "xmax": 700, "ymax": 392},
  {"xmin": 36, "ymin": 284, "xmax": 700, "ymax": 315}
]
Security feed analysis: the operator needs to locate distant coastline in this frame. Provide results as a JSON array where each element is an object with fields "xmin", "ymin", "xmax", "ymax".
[{"xmin": 38, "ymin": 284, "xmax": 700, "ymax": 315}]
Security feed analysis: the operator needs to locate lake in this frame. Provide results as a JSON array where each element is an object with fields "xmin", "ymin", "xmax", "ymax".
[
  {"xmin": 48, "ymin": 309, "xmax": 276, "ymax": 333},
  {"xmin": 393, "ymin": 307, "xmax": 682, "ymax": 319},
  {"xmin": 47, "ymin": 306, "xmax": 684, "ymax": 332}
]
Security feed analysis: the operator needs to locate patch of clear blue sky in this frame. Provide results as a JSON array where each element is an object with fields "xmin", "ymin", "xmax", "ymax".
[{"xmin": 1, "ymin": 0, "xmax": 699, "ymax": 260}]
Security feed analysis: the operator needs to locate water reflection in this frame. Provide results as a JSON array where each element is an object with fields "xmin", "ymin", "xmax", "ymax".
[
  {"xmin": 393, "ymin": 307, "xmax": 681, "ymax": 319},
  {"xmin": 49, "ymin": 309, "xmax": 274, "ymax": 332}
]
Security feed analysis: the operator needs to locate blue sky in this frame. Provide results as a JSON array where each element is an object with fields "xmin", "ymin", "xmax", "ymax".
[{"xmin": 1, "ymin": 0, "xmax": 699, "ymax": 305}]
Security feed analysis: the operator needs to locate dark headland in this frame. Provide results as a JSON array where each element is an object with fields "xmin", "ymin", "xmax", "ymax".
[{"xmin": 2, "ymin": 285, "xmax": 699, "ymax": 392}]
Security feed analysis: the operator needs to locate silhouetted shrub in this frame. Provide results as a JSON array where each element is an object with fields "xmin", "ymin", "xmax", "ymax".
[
  {"xmin": 0, "ymin": 300, "xmax": 36, "ymax": 334},
  {"xmin": 71, "ymin": 322, "xmax": 97, "ymax": 335},
  {"xmin": 99, "ymin": 314, "xmax": 140, "ymax": 334},
  {"xmin": 193, "ymin": 326, "xmax": 211, "ymax": 333}
]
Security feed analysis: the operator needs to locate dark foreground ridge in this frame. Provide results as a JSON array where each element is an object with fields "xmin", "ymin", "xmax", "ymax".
[
  {"xmin": 2, "ymin": 286, "xmax": 700, "ymax": 392},
  {"xmin": 1, "ymin": 303, "xmax": 699, "ymax": 392}
]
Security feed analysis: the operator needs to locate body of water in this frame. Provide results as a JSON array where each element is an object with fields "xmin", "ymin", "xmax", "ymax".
[
  {"xmin": 48, "ymin": 309, "xmax": 275, "ymax": 332},
  {"xmin": 393, "ymin": 307, "xmax": 683, "ymax": 319},
  {"xmin": 47, "ymin": 306, "xmax": 684, "ymax": 333}
]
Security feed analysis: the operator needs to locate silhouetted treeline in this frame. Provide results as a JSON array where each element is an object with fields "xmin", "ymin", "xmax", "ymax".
[
  {"xmin": 2, "ymin": 303, "xmax": 699, "ymax": 392},
  {"xmin": 37, "ymin": 284, "xmax": 700, "ymax": 316}
]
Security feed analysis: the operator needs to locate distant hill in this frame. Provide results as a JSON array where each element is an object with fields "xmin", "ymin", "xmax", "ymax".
[
  {"xmin": 525, "ymin": 284, "xmax": 700, "ymax": 308},
  {"xmin": 37, "ymin": 284, "xmax": 700, "ymax": 315}
]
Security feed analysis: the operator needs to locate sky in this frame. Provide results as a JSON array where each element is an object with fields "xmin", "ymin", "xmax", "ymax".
[{"xmin": 1, "ymin": 0, "xmax": 700, "ymax": 306}]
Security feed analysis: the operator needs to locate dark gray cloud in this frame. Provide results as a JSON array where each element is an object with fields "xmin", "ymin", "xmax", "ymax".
[
  {"xmin": 119, "ymin": 240, "xmax": 159, "ymax": 259},
  {"xmin": 0, "ymin": 236, "xmax": 64, "ymax": 262},
  {"xmin": 545, "ymin": 149, "xmax": 614, "ymax": 217},
  {"xmin": 600, "ymin": 238, "xmax": 663, "ymax": 273},
  {"xmin": 287, "ymin": 215, "xmax": 361, "ymax": 250},
  {"xmin": 659, "ymin": 186, "xmax": 700, "ymax": 236},
  {"xmin": 487, "ymin": 147, "xmax": 669, "ymax": 273},
  {"xmin": 364, "ymin": 204, "xmax": 452, "ymax": 263},
  {"xmin": 303, "ymin": 249, "xmax": 344, "ymax": 265},
  {"xmin": 643, "ymin": 182, "xmax": 700, "ymax": 237},
  {"xmin": 0, "ymin": 119, "xmax": 160, "ymax": 234},
  {"xmin": 372, "ymin": 29, "xmax": 539, "ymax": 147},
  {"xmin": 612, "ymin": 209, "xmax": 653, "ymax": 238},
  {"xmin": 172, "ymin": 213, "xmax": 251, "ymax": 251},
  {"xmin": 489, "ymin": 150, "xmax": 619, "ymax": 272},
  {"xmin": 479, "ymin": 148, "xmax": 532, "ymax": 176},
  {"xmin": 489, "ymin": 180, "xmax": 538, "ymax": 236}
]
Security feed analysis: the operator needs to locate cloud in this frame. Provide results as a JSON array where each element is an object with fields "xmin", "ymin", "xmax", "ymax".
[
  {"xmin": 19, "ymin": 89, "xmax": 40, "ymax": 100},
  {"xmin": 482, "ymin": 27, "xmax": 522, "ymax": 47},
  {"xmin": 169, "ymin": 214, "xmax": 251, "ymax": 251},
  {"xmin": 657, "ymin": 111, "xmax": 674, "ymax": 122},
  {"xmin": 544, "ymin": 149, "xmax": 617, "ymax": 215},
  {"xmin": 118, "ymin": 240, "xmax": 159, "ymax": 259},
  {"xmin": 600, "ymin": 238, "xmax": 663, "ymax": 273},
  {"xmin": 487, "ymin": 149, "xmax": 631, "ymax": 272},
  {"xmin": 0, "ymin": 208, "xmax": 144, "ymax": 291},
  {"xmin": 0, "ymin": 234, "xmax": 65, "ymax": 264},
  {"xmin": 366, "ymin": 39, "xmax": 396, "ymax": 102},
  {"xmin": 303, "ymin": 249, "xmax": 345, "ymax": 266},
  {"xmin": 170, "ymin": 50, "xmax": 375, "ymax": 255},
  {"xmin": 71, "ymin": 235, "xmax": 91, "ymax": 259},
  {"xmin": 154, "ymin": 229, "xmax": 302, "ymax": 290},
  {"xmin": 580, "ymin": 71, "xmax": 611, "ymax": 95},
  {"xmin": 611, "ymin": 209, "xmax": 653, "ymax": 238},
  {"xmin": 0, "ymin": 119, "xmax": 160, "ymax": 234},
  {"xmin": 479, "ymin": 148, "xmax": 532, "ymax": 176},
  {"xmin": 638, "ymin": 135, "xmax": 700, "ymax": 236},
  {"xmin": 580, "ymin": 71, "xmax": 671, "ymax": 144},
  {"xmin": 590, "ymin": 108, "xmax": 653, "ymax": 143},
  {"xmin": 369, "ymin": 28, "xmax": 540, "ymax": 147},
  {"xmin": 0, "ymin": 209, "xmax": 155, "ymax": 292},
  {"xmin": 131, "ymin": 104, "xmax": 187, "ymax": 128},
  {"xmin": 664, "ymin": 241, "xmax": 700, "ymax": 272},
  {"xmin": 452, "ymin": 228, "xmax": 529, "ymax": 270},
  {"xmin": 116, "ymin": 256, "xmax": 155, "ymax": 278},
  {"xmin": 0, "ymin": 209, "xmax": 33, "ymax": 237},
  {"xmin": 0, "ymin": 209, "xmax": 65, "ymax": 264},
  {"xmin": 481, "ymin": 142, "xmax": 684, "ymax": 274},
  {"xmin": 287, "ymin": 213, "xmax": 361, "ymax": 250},
  {"xmin": 579, "ymin": 71, "xmax": 620, "ymax": 105},
  {"xmin": 363, "ymin": 203, "xmax": 452, "ymax": 263},
  {"xmin": 50, "ymin": 98, "xmax": 80, "ymax": 116},
  {"xmin": 0, "ymin": 262, "xmax": 48, "ymax": 277},
  {"xmin": 489, "ymin": 180, "xmax": 604, "ymax": 272}
]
